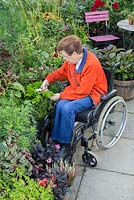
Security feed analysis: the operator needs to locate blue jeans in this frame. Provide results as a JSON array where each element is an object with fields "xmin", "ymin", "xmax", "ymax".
[{"xmin": 52, "ymin": 96, "xmax": 93, "ymax": 144}]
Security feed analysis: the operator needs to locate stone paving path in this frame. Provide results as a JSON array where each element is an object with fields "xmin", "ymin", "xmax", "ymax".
[{"xmin": 69, "ymin": 98, "xmax": 134, "ymax": 200}]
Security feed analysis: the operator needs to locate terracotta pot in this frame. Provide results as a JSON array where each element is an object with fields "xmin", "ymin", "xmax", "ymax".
[
  {"xmin": 128, "ymin": 18, "xmax": 134, "ymax": 25},
  {"xmin": 114, "ymin": 79, "xmax": 134, "ymax": 101}
]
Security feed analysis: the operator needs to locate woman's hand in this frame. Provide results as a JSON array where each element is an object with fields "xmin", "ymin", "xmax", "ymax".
[
  {"xmin": 40, "ymin": 79, "xmax": 49, "ymax": 91},
  {"xmin": 50, "ymin": 93, "xmax": 60, "ymax": 101}
]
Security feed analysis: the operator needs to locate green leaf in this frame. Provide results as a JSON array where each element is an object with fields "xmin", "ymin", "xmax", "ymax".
[
  {"xmin": 0, "ymin": 143, "xmax": 8, "ymax": 152},
  {"xmin": 9, "ymin": 82, "xmax": 25, "ymax": 94},
  {"xmin": 43, "ymin": 90, "xmax": 54, "ymax": 98}
]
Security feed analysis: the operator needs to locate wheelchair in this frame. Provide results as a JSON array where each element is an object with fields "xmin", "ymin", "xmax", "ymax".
[{"xmin": 39, "ymin": 65, "xmax": 127, "ymax": 167}]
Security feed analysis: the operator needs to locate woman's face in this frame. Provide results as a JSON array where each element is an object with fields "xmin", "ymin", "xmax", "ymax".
[{"xmin": 61, "ymin": 51, "xmax": 82, "ymax": 64}]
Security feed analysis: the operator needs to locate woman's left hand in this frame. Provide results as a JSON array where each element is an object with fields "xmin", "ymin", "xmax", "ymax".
[{"xmin": 50, "ymin": 93, "xmax": 60, "ymax": 101}]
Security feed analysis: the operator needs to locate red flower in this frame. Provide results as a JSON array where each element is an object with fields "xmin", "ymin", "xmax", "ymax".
[
  {"xmin": 94, "ymin": 0, "xmax": 102, "ymax": 8},
  {"xmin": 53, "ymin": 53, "xmax": 59, "ymax": 57},
  {"xmin": 90, "ymin": 5, "xmax": 97, "ymax": 11},
  {"xmin": 112, "ymin": 2, "xmax": 120, "ymax": 10},
  {"xmin": 100, "ymin": 1, "xmax": 106, "ymax": 7},
  {"xmin": 90, "ymin": 0, "xmax": 105, "ymax": 11},
  {"xmin": 39, "ymin": 178, "xmax": 48, "ymax": 187}
]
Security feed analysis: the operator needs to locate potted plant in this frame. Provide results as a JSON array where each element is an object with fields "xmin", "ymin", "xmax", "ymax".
[
  {"xmin": 128, "ymin": 12, "xmax": 134, "ymax": 25},
  {"xmin": 96, "ymin": 45, "xmax": 134, "ymax": 100}
]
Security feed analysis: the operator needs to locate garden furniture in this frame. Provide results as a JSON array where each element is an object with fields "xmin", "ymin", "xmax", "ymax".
[
  {"xmin": 117, "ymin": 19, "xmax": 134, "ymax": 49},
  {"xmin": 85, "ymin": 10, "xmax": 120, "ymax": 46}
]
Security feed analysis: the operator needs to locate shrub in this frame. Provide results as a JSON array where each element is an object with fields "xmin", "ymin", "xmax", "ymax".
[
  {"xmin": 0, "ymin": 167, "xmax": 54, "ymax": 200},
  {"xmin": 96, "ymin": 45, "xmax": 134, "ymax": 81},
  {"xmin": 0, "ymin": 97, "xmax": 37, "ymax": 150}
]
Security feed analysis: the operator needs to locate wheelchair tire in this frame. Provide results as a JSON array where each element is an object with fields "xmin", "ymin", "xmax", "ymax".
[
  {"xmin": 82, "ymin": 152, "xmax": 97, "ymax": 167},
  {"xmin": 96, "ymin": 96, "xmax": 127, "ymax": 149}
]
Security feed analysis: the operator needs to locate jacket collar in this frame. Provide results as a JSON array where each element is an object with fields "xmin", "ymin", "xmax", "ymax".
[{"xmin": 76, "ymin": 48, "xmax": 88, "ymax": 73}]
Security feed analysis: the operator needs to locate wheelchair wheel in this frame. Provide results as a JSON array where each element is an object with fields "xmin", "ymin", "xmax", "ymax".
[
  {"xmin": 96, "ymin": 96, "xmax": 127, "ymax": 149},
  {"xmin": 82, "ymin": 152, "xmax": 97, "ymax": 167}
]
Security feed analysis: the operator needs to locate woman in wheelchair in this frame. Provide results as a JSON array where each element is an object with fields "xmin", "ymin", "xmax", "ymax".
[{"xmin": 39, "ymin": 35, "xmax": 108, "ymax": 161}]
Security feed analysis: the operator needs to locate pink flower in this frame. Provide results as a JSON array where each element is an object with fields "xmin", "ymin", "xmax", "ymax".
[
  {"xmin": 64, "ymin": 25, "xmax": 70, "ymax": 31},
  {"xmin": 51, "ymin": 176, "xmax": 56, "ymax": 182},
  {"xmin": 46, "ymin": 157, "xmax": 52, "ymax": 163},
  {"xmin": 55, "ymin": 144, "xmax": 60, "ymax": 150},
  {"xmin": 7, "ymin": 70, "xmax": 12, "ymax": 75},
  {"xmin": 112, "ymin": 2, "xmax": 120, "ymax": 10}
]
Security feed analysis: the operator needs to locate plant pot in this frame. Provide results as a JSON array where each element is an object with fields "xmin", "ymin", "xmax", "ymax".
[
  {"xmin": 128, "ymin": 18, "xmax": 134, "ymax": 25},
  {"xmin": 114, "ymin": 79, "xmax": 134, "ymax": 101}
]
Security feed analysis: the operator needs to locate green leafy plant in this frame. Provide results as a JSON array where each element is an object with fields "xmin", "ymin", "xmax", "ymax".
[
  {"xmin": 0, "ymin": 97, "xmax": 37, "ymax": 149},
  {"xmin": 0, "ymin": 167, "xmax": 54, "ymax": 200},
  {"xmin": 0, "ymin": 69, "xmax": 19, "ymax": 95},
  {"xmin": 0, "ymin": 135, "xmax": 34, "ymax": 174},
  {"xmin": 25, "ymin": 81, "xmax": 54, "ymax": 120},
  {"xmin": 96, "ymin": 45, "xmax": 134, "ymax": 81}
]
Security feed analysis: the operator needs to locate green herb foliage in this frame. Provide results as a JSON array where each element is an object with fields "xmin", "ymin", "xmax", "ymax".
[
  {"xmin": 24, "ymin": 81, "xmax": 54, "ymax": 120},
  {"xmin": 0, "ymin": 97, "xmax": 37, "ymax": 150},
  {"xmin": 0, "ymin": 167, "xmax": 54, "ymax": 200}
]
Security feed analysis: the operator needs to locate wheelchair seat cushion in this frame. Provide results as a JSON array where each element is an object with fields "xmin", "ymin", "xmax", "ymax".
[{"xmin": 75, "ymin": 108, "xmax": 94, "ymax": 123}]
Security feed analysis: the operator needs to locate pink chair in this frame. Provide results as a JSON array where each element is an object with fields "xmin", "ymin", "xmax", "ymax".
[{"xmin": 85, "ymin": 10, "xmax": 120, "ymax": 46}]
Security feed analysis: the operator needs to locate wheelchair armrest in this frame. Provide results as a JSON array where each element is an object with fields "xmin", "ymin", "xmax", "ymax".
[{"xmin": 101, "ymin": 89, "xmax": 117, "ymax": 101}]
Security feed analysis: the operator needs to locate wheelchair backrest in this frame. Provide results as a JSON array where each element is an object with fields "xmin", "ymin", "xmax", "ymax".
[{"xmin": 103, "ymin": 68, "xmax": 114, "ymax": 92}]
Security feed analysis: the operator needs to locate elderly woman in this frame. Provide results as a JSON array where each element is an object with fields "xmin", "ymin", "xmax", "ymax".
[{"xmin": 40, "ymin": 35, "xmax": 108, "ymax": 157}]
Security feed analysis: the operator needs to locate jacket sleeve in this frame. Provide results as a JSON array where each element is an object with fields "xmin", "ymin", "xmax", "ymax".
[{"xmin": 46, "ymin": 62, "xmax": 68, "ymax": 83}]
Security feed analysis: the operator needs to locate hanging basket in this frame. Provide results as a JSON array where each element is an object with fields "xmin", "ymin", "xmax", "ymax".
[{"xmin": 114, "ymin": 79, "xmax": 134, "ymax": 101}]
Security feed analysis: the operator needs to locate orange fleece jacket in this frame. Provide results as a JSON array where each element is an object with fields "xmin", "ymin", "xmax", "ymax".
[{"xmin": 46, "ymin": 51, "xmax": 108, "ymax": 105}]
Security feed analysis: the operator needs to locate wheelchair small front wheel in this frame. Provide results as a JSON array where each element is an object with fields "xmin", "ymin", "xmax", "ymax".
[
  {"xmin": 82, "ymin": 152, "xmax": 97, "ymax": 167},
  {"xmin": 96, "ymin": 96, "xmax": 127, "ymax": 149}
]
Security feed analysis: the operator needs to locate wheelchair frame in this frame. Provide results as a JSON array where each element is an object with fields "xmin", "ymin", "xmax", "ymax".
[{"xmin": 39, "ymin": 66, "xmax": 127, "ymax": 167}]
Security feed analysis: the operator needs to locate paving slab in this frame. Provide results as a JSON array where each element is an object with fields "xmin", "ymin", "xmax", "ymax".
[
  {"xmin": 77, "ymin": 168, "xmax": 134, "ymax": 200},
  {"xmin": 122, "ymin": 112, "xmax": 134, "ymax": 139},
  {"xmin": 126, "ymin": 98, "xmax": 134, "ymax": 113},
  {"xmin": 69, "ymin": 137, "xmax": 134, "ymax": 200},
  {"xmin": 68, "ymin": 98, "xmax": 134, "ymax": 200},
  {"xmin": 122, "ymin": 98, "xmax": 134, "ymax": 139},
  {"xmin": 68, "ymin": 165, "xmax": 86, "ymax": 200},
  {"xmin": 94, "ymin": 137, "xmax": 134, "ymax": 175}
]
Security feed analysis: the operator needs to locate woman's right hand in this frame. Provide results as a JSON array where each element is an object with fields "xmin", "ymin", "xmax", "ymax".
[{"xmin": 40, "ymin": 79, "xmax": 49, "ymax": 91}]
